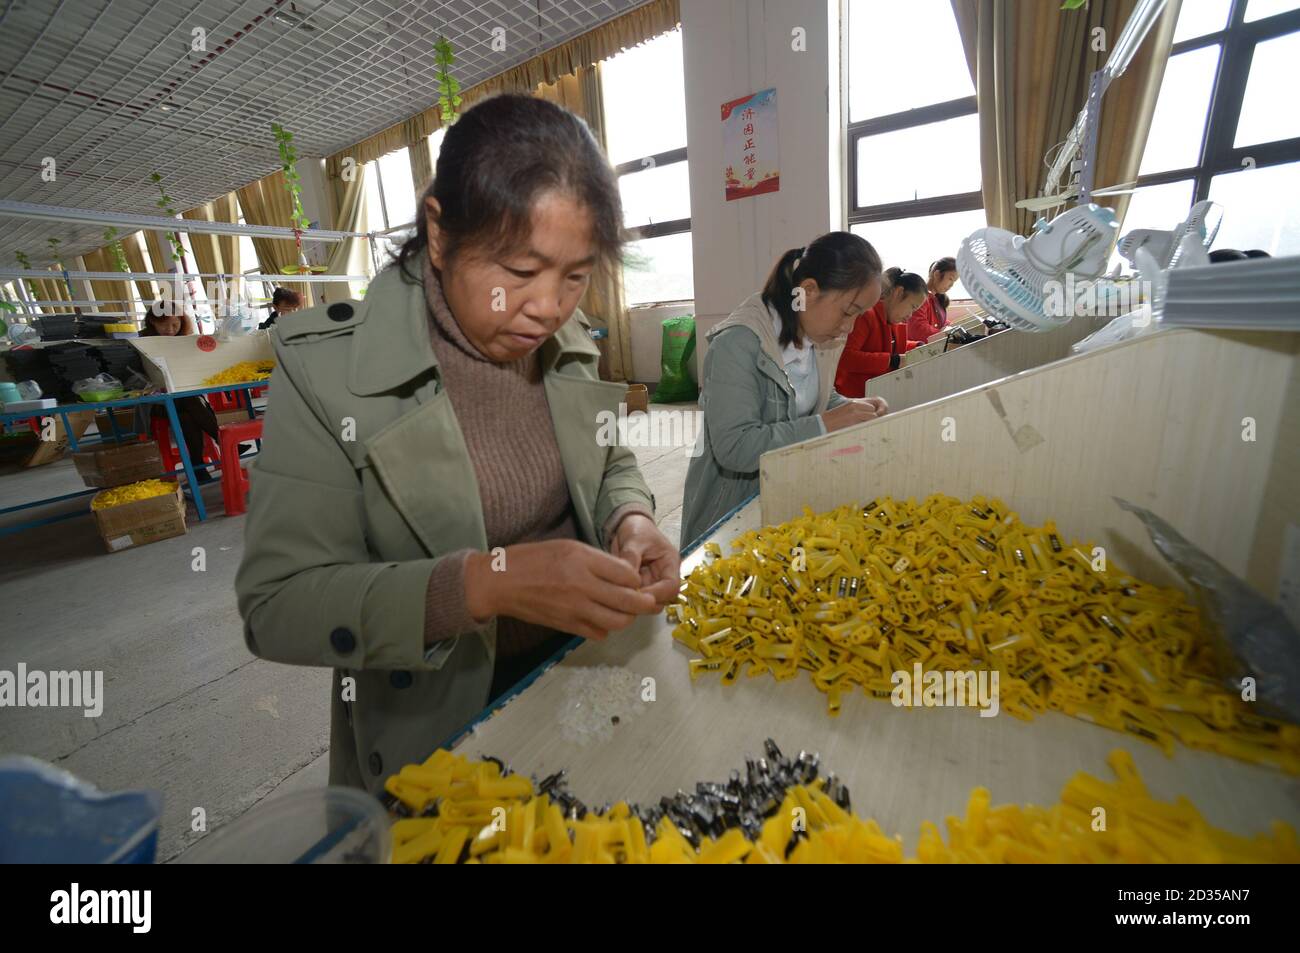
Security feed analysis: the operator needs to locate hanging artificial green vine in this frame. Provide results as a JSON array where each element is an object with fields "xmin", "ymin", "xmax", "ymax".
[
  {"xmin": 103, "ymin": 227, "xmax": 131, "ymax": 273},
  {"xmin": 271, "ymin": 123, "xmax": 312, "ymax": 233},
  {"xmin": 149, "ymin": 172, "xmax": 188, "ymax": 262},
  {"xmin": 1060, "ymin": 0, "xmax": 1088, "ymax": 8},
  {"xmin": 46, "ymin": 237, "xmax": 64, "ymax": 270},
  {"xmin": 434, "ymin": 37, "xmax": 462, "ymax": 124},
  {"xmin": 271, "ymin": 122, "xmax": 324, "ymax": 274}
]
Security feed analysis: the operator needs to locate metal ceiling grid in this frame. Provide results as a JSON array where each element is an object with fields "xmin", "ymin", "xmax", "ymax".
[{"xmin": 0, "ymin": 0, "xmax": 650, "ymax": 269}]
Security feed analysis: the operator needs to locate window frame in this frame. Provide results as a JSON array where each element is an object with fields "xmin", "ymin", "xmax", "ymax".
[
  {"xmin": 1136, "ymin": 1, "xmax": 1300, "ymax": 199},
  {"xmin": 847, "ymin": 95, "xmax": 982, "ymax": 226},
  {"xmin": 612, "ymin": 145, "xmax": 691, "ymax": 241}
]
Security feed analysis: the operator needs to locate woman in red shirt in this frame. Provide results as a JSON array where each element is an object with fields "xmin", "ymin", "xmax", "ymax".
[
  {"xmin": 835, "ymin": 267, "xmax": 927, "ymax": 398},
  {"xmin": 906, "ymin": 256, "xmax": 958, "ymax": 343}
]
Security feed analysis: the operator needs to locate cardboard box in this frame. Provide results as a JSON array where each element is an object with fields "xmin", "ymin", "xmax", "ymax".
[
  {"xmin": 73, "ymin": 440, "xmax": 164, "ymax": 488},
  {"xmin": 625, "ymin": 383, "xmax": 649, "ymax": 414},
  {"xmin": 22, "ymin": 411, "xmax": 94, "ymax": 468},
  {"xmin": 130, "ymin": 332, "xmax": 272, "ymax": 393},
  {"xmin": 94, "ymin": 408, "xmax": 141, "ymax": 439},
  {"xmin": 92, "ymin": 484, "xmax": 187, "ymax": 553}
]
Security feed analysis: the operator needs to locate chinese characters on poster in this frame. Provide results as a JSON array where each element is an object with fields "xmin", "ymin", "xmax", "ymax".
[{"xmin": 722, "ymin": 87, "xmax": 779, "ymax": 201}]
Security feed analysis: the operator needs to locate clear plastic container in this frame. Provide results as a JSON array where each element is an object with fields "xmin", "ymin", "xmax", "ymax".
[{"xmin": 177, "ymin": 787, "xmax": 392, "ymax": 864}]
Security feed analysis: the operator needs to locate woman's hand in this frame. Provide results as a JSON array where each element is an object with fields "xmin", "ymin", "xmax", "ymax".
[
  {"xmin": 821, "ymin": 396, "xmax": 889, "ymax": 432},
  {"xmin": 464, "ymin": 539, "xmax": 659, "ymax": 640},
  {"xmin": 860, "ymin": 395, "xmax": 889, "ymax": 417},
  {"xmin": 608, "ymin": 513, "xmax": 682, "ymax": 607}
]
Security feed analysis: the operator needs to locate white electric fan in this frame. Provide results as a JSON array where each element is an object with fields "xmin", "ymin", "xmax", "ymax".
[
  {"xmin": 964, "ymin": 0, "xmax": 1177, "ymax": 332},
  {"xmin": 957, "ymin": 204, "xmax": 1120, "ymax": 332},
  {"xmin": 1117, "ymin": 199, "xmax": 1223, "ymax": 270}
]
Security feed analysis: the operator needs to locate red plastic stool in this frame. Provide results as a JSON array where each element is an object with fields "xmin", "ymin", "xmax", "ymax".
[
  {"xmin": 218, "ymin": 419, "xmax": 263, "ymax": 516},
  {"xmin": 207, "ymin": 390, "xmax": 239, "ymax": 411},
  {"xmin": 150, "ymin": 416, "xmax": 219, "ymax": 480}
]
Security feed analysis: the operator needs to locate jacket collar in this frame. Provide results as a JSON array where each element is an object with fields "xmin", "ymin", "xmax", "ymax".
[
  {"xmin": 707, "ymin": 293, "xmax": 787, "ymax": 368},
  {"xmin": 348, "ymin": 262, "xmax": 600, "ymax": 397},
  {"xmin": 707, "ymin": 293, "xmax": 846, "ymax": 411}
]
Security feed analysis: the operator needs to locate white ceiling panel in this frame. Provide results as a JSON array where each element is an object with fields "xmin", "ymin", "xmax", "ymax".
[{"xmin": 0, "ymin": 0, "xmax": 653, "ymax": 266}]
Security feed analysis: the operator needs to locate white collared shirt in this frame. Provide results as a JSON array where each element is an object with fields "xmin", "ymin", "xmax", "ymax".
[{"xmin": 770, "ymin": 309, "xmax": 826, "ymax": 432}]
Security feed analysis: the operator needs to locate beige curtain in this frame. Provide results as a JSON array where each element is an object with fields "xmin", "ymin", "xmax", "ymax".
[
  {"xmin": 408, "ymin": 138, "xmax": 434, "ymax": 196},
  {"xmin": 320, "ymin": 161, "xmax": 371, "ymax": 304},
  {"xmin": 236, "ymin": 171, "xmax": 311, "ymax": 304},
  {"xmin": 212, "ymin": 193, "xmax": 240, "ymax": 278},
  {"xmin": 952, "ymin": 0, "xmax": 1180, "ymax": 235},
  {"xmin": 179, "ymin": 203, "xmax": 229, "ymax": 315},
  {"xmin": 81, "ymin": 247, "xmax": 132, "ymax": 314},
  {"xmin": 28, "ymin": 276, "xmax": 68, "ymax": 313},
  {"xmin": 181, "ymin": 201, "xmax": 226, "ymax": 278},
  {"xmin": 323, "ymin": 0, "xmax": 680, "ymax": 178},
  {"xmin": 142, "ymin": 229, "xmax": 177, "ymax": 275},
  {"xmin": 122, "ymin": 232, "xmax": 156, "ymax": 308}
]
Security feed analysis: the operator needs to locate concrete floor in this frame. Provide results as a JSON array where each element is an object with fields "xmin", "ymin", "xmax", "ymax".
[{"xmin": 0, "ymin": 402, "xmax": 698, "ymax": 861}]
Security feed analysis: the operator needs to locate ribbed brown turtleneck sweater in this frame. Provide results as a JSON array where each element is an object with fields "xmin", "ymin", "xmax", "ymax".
[{"xmin": 419, "ymin": 258, "xmax": 651, "ymax": 658}]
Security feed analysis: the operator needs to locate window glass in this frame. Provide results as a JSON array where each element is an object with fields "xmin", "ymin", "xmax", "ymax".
[
  {"xmin": 1139, "ymin": 46, "xmax": 1220, "ymax": 175},
  {"xmin": 1234, "ymin": 29, "xmax": 1300, "ymax": 147},
  {"xmin": 376, "ymin": 147, "xmax": 416, "ymax": 230},
  {"xmin": 1208, "ymin": 161, "xmax": 1300, "ymax": 254},
  {"xmin": 619, "ymin": 161, "xmax": 692, "ymax": 228},
  {"xmin": 856, "ymin": 114, "xmax": 981, "ymax": 206},
  {"xmin": 1246, "ymin": 0, "xmax": 1300, "ymax": 22},
  {"xmin": 1174, "ymin": 0, "xmax": 1231, "ymax": 41},
  {"xmin": 602, "ymin": 30, "xmax": 688, "ymax": 165},
  {"xmin": 848, "ymin": 0, "xmax": 974, "ymax": 121},
  {"xmin": 623, "ymin": 232, "xmax": 694, "ymax": 306},
  {"xmin": 851, "ymin": 208, "xmax": 986, "ymax": 300}
]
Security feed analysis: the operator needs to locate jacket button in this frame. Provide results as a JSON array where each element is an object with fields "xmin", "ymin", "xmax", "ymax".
[
  {"xmin": 369, "ymin": 752, "xmax": 383, "ymax": 776},
  {"xmin": 327, "ymin": 302, "xmax": 354, "ymax": 322},
  {"xmin": 330, "ymin": 626, "xmax": 356, "ymax": 654},
  {"xmin": 390, "ymin": 670, "xmax": 413, "ymax": 689}
]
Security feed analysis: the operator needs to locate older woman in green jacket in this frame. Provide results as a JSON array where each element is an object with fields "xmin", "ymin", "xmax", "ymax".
[
  {"xmin": 681, "ymin": 233, "xmax": 890, "ymax": 548},
  {"xmin": 236, "ymin": 95, "xmax": 679, "ymax": 794}
]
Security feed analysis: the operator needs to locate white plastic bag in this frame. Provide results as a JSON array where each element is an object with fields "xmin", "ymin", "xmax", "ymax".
[{"xmin": 217, "ymin": 301, "xmax": 258, "ymax": 341}]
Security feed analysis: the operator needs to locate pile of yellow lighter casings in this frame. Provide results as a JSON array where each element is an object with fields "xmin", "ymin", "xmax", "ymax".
[
  {"xmin": 670, "ymin": 494, "xmax": 1300, "ymax": 773},
  {"xmin": 90, "ymin": 479, "xmax": 175, "ymax": 510},
  {"xmin": 202, "ymin": 359, "xmax": 274, "ymax": 386},
  {"xmin": 386, "ymin": 748, "xmax": 1298, "ymax": 863}
]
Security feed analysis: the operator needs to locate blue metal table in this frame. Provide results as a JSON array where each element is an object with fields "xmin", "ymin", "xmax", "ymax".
[{"xmin": 0, "ymin": 380, "xmax": 263, "ymax": 536}]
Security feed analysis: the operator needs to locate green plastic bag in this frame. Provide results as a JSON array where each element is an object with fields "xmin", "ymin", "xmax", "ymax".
[{"xmin": 656, "ymin": 315, "xmax": 698, "ymax": 403}]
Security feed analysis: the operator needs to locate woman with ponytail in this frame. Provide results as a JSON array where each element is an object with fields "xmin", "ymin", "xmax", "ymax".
[
  {"xmin": 834, "ymin": 267, "xmax": 927, "ymax": 398},
  {"xmin": 681, "ymin": 231, "xmax": 888, "ymax": 547},
  {"xmin": 906, "ymin": 257, "xmax": 958, "ymax": 343}
]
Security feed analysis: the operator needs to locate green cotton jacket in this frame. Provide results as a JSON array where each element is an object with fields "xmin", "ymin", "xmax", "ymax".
[
  {"xmin": 680, "ymin": 294, "xmax": 848, "ymax": 549},
  {"xmin": 234, "ymin": 263, "xmax": 653, "ymax": 794}
]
